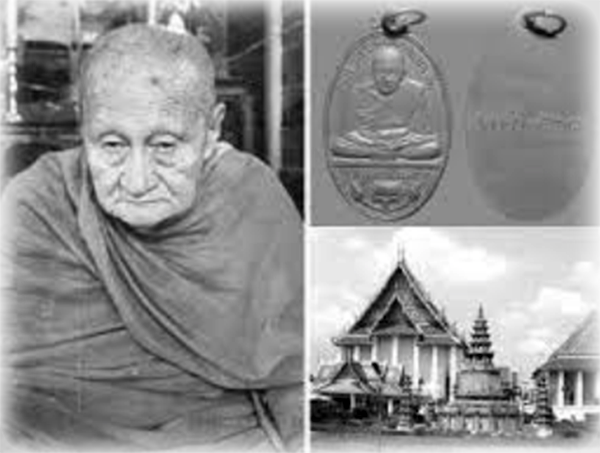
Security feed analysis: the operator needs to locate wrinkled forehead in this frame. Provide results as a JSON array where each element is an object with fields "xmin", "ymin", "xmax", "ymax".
[
  {"xmin": 86, "ymin": 53, "xmax": 208, "ymax": 105},
  {"xmin": 83, "ymin": 58, "xmax": 212, "ymax": 126},
  {"xmin": 82, "ymin": 72, "xmax": 208, "ymax": 139},
  {"xmin": 91, "ymin": 56, "xmax": 181, "ymax": 97}
]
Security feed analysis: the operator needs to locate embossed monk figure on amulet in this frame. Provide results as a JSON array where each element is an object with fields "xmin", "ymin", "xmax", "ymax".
[
  {"xmin": 1, "ymin": 24, "xmax": 303, "ymax": 451},
  {"xmin": 332, "ymin": 45, "xmax": 440, "ymax": 160}
]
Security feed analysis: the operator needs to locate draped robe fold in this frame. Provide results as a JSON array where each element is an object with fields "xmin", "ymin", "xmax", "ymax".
[{"xmin": 1, "ymin": 145, "xmax": 303, "ymax": 450}]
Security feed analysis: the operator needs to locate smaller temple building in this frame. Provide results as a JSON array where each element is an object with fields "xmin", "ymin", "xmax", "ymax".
[
  {"xmin": 438, "ymin": 306, "xmax": 521, "ymax": 434},
  {"xmin": 313, "ymin": 360, "xmax": 405, "ymax": 416},
  {"xmin": 533, "ymin": 311, "xmax": 600, "ymax": 422}
]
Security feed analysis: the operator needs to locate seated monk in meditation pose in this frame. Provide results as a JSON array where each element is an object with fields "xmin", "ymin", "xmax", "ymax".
[
  {"xmin": 332, "ymin": 45, "xmax": 440, "ymax": 160},
  {"xmin": 1, "ymin": 24, "xmax": 302, "ymax": 451}
]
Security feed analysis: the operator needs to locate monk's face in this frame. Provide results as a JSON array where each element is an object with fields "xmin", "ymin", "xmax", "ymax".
[
  {"xmin": 372, "ymin": 46, "xmax": 405, "ymax": 96},
  {"xmin": 82, "ymin": 68, "xmax": 224, "ymax": 229}
]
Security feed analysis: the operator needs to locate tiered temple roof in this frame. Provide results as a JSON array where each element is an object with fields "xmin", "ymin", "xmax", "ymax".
[
  {"xmin": 317, "ymin": 361, "xmax": 405, "ymax": 397},
  {"xmin": 317, "ymin": 361, "xmax": 375, "ymax": 395},
  {"xmin": 334, "ymin": 258, "xmax": 462, "ymax": 347}
]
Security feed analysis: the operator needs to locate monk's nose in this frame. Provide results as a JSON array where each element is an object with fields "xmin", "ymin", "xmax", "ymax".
[{"xmin": 122, "ymin": 148, "xmax": 156, "ymax": 197}]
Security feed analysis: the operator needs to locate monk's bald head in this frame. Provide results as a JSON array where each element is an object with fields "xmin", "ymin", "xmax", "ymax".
[
  {"xmin": 79, "ymin": 24, "xmax": 216, "ymax": 119},
  {"xmin": 372, "ymin": 45, "xmax": 406, "ymax": 95},
  {"xmin": 372, "ymin": 45, "xmax": 404, "ymax": 68}
]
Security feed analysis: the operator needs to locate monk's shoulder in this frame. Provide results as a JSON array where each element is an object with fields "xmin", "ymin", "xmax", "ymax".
[
  {"xmin": 219, "ymin": 149, "xmax": 280, "ymax": 193},
  {"xmin": 403, "ymin": 77, "xmax": 427, "ymax": 95},
  {"xmin": 215, "ymin": 148, "xmax": 299, "ymax": 218},
  {"xmin": 2, "ymin": 149, "xmax": 80, "ymax": 209}
]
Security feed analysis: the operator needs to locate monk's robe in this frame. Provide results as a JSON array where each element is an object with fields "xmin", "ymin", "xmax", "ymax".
[
  {"xmin": 332, "ymin": 79, "xmax": 440, "ymax": 160},
  {"xmin": 0, "ymin": 143, "xmax": 303, "ymax": 451}
]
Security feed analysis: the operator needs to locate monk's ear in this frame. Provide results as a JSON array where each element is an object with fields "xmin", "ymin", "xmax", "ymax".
[{"xmin": 208, "ymin": 102, "xmax": 226, "ymax": 144}]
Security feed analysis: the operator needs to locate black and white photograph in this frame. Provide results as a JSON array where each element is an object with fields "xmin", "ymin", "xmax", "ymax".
[
  {"xmin": 310, "ymin": 228, "xmax": 599, "ymax": 450},
  {"xmin": 0, "ymin": 0, "xmax": 304, "ymax": 451},
  {"xmin": 1, "ymin": 0, "xmax": 600, "ymax": 452}
]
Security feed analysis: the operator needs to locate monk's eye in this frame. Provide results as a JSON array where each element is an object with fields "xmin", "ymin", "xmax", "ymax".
[
  {"xmin": 100, "ymin": 138, "xmax": 128, "ymax": 163},
  {"xmin": 151, "ymin": 139, "xmax": 178, "ymax": 164}
]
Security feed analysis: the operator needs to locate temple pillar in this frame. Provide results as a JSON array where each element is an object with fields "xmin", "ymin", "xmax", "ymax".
[
  {"xmin": 575, "ymin": 371, "xmax": 584, "ymax": 407},
  {"xmin": 449, "ymin": 345, "xmax": 457, "ymax": 402},
  {"xmin": 413, "ymin": 340, "xmax": 420, "ymax": 391},
  {"xmin": 350, "ymin": 394, "xmax": 356, "ymax": 411},
  {"xmin": 353, "ymin": 345, "xmax": 360, "ymax": 362},
  {"xmin": 387, "ymin": 398, "xmax": 394, "ymax": 415},
  {"xmin": 557, "ymin": 371, "xmax": 565, "ymax": 408},
  {"xmin": 431, "ymin": 345, "xmax": 439, "ymax": 399},
  {"xmin": 371, "ymin": 337, "xmax": 378, "ymax": 362},
  {"xmin": 392, "ymin": 336, "xmax": 399, "ymax": 366}
]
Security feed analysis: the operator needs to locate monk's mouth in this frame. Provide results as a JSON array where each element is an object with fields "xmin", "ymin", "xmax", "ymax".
[{"xmin": 120, "ymin": 198, "xmax": 168, "ymax": 206}]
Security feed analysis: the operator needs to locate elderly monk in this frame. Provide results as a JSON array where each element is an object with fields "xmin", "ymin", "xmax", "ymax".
[
  {"xmin": 1, "ymin": 25, "xmax": 303, "ymax": 451},
  {"xmin": 332, "ymin": 45, "xmax": 440, "ymax": 160}
]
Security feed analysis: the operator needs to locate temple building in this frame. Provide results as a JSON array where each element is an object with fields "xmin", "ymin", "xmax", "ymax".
[
  {"xmin": 533, "ymin": 311, "xmax": 600, "ymax": 422},
  {"xmin": 316, "ymin": 257, "xmax": 466, "ymax": 414},
  {"xmin": 438, "ymin": 306, "xmax": 521, "ymax": 433}
]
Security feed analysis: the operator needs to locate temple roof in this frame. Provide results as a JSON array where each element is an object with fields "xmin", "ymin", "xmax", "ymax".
[
  {"xmin": 337, "ymin": 258, "xmax": 462, "ymax": 345},
  {"xmin": 318, "ymin": 380, "xmax": 373, "ymax": 395},
  {"xmin": 535, "ymin": 311, "xmax": 600, "ymax": 374},
  {"xmin": 317, "ymin": 361, "xmax": 375, "ymax": 395},
  {"xmin": 333, "ymin": 333, "xmax": 372, "ymax": 346},
  {"xmin": 316, "ymin": 361, "xmax": 405, "ymax": 397}
]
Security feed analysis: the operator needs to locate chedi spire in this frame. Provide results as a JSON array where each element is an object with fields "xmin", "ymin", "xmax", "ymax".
[{"xmin": 467, "ymin": 304, "xmax": 494, "ymax": 369}]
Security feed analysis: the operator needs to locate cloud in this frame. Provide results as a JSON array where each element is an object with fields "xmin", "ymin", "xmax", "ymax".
[
  {"xmin": 514, "ymin": 319, "xmax": 557, "ymax": 358},
  {"xmin": 311, "ymin": 302, "xmax": 354, "ymax": 336},
  {"xmin": 392, "ymin": 228, "xmax": 510, "ymax": 284},
  {"xmin": 498, "ymin": 283, "xmax": 594, "ymax": 375},
  {"xmin": 341, "ymin": 236, "xmax": 369, "ymax": 252},
  {"xmin": 568, "ymin": 261, "xmax": 599, "ymax": 292},
  {"xmin": 498, "ymin": 308, "xmax": 529, "ymax": 331},
  {"xmin": 517, "ymin": 337, "xmax": 553, "ymax": 356},
  {"xmin": 529, "ymin": 286, "xmax": 593, "ymax": 317},
  {"xmin": 310, "ymin": 286, "xmax": 364, "ymax": 343},
  {"xmin": 517, "ymin": 323, "xmax": 567, "ymax": 359},
  {"xmin": 528, "ymin": 326, "xmax": 554, "ymax": 340}
]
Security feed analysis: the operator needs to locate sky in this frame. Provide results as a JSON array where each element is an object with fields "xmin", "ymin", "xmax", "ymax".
[{"xmin": 309, "ymin": 227, "xmax": 599, "ymax": 383}]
